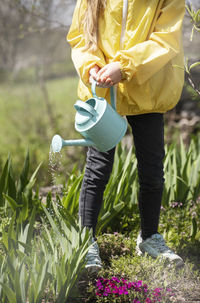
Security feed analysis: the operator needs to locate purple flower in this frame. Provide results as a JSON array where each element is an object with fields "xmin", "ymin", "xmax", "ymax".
[
  {"xmin": 94, "ymin": 276, "xmax": 172, "ymax": 302},
  {"xmin": 105, "ymin": 286, "xmax": 111, "ymax": 293},
  {"xmin": 171, "ymin": 201, "xmax": 179, "ymax": 208},
  {"xmin": 111, "ymin": 276, "xmax": 120, "ymax": 283},
  {"xmin": 136, "ymin": 281, "xmax": 143, "ymax": 287},
  {"xmin": 166, "ymin": 288, "xmax": 172, "ymax": 292}
]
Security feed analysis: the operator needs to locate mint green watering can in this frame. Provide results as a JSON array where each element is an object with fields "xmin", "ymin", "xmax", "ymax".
[{"xmin": 51, "ymin": 80, "xmax": 127, "ymax": 153}]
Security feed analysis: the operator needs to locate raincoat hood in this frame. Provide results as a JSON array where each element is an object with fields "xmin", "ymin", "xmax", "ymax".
[{"xmin": 67, "ymin": 0, "xmax": 185, "ymax": 116}]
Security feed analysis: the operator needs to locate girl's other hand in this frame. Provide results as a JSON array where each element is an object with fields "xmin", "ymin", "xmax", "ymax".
[
  {"xmin": 89, "ymin": 64, "xmax": 113, "ymax": 88},
  {"xmin": 97, "ymin": 62, "xmax": 122, "ymax": 87}
]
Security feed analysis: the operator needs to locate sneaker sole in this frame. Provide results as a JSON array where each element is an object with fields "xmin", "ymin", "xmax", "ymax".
[
  {"xmin": 136, "ymin": 246, "xmax": 143, "ymax": 256},
  {"xmin": 167, "ymin": 258, "xmax": 184, "ymax": 268},
  {"xmin": 136, "ymin": 246, "xmax": 184, "ymax": 268}
]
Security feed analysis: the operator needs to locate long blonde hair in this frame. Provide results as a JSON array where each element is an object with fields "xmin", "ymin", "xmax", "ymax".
[{"xmin": 79, "ymin": 0, "xmax": 107, "ymax": 52}]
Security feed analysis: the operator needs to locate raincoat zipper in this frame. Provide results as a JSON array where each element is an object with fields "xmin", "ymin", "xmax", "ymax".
[
  {"xmin": 114, "ymin": 0, "xmax": 128, "ymax": 110},
  {"xmin": 120, "ymin": 0, "xmax": 128, "ymax": 49}
]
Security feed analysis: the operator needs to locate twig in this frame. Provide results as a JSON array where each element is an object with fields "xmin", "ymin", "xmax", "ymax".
[{"xmin": 186, "ymin": 73, "xmax": 200, "ymax": 97}]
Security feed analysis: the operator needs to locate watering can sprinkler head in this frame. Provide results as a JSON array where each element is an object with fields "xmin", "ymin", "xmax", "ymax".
[
  {"xmin": 51, "ymin": 135, "xmax": 63, "ymax": 153},
  {"xmin": 51, "ymin": 134, "xmax": 94, "ymax": 153}
]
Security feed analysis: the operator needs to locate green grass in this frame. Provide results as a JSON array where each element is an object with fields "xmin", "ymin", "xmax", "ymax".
[
  {"xmin": 10, "ymin": 60, "xmax": 76, "ymax": 84},
  {"xmin": 0, "ymin": 76, "xmax": 86, "ymax": 185}
]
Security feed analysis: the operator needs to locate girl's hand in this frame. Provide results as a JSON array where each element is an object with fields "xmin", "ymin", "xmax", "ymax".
[
  {"xmin": 89, "ymin": 64, "xmax": 101, "ymax": 83},
  {"xmin": 97, "ymin": 62, "xmax": 122, "ymax": 87}
]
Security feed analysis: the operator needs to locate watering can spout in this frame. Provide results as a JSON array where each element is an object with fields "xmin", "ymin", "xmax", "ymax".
[{"xmin": 51, "ymin": 134, "xmax": 94, "ymax": 153}]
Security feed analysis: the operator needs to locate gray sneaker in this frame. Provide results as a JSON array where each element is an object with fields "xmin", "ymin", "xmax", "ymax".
[
  {"xmin": 85, "ymin": 239, "xmax": 102, "ymax": 274},
  {"xmin": 136, "ymin": 233, "xmax": 184, "ymax": 267}
]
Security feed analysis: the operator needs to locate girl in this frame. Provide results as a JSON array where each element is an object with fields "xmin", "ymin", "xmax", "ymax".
[{"xmin": 67, "ymin": 0, "xmax": 185, "ymax": 273}]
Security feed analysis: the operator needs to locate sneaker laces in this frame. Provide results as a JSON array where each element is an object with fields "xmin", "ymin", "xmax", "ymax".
[{"xmin": 148, "ymin": 234, "xmax": 171, "ymax": 253}]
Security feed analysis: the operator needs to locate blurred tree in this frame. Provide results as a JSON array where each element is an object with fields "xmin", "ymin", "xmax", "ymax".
[
  {"xmin": 0, "ymin": 0, "xmax": 73, "ymax": 133},
  {"xmin": 0, "ymin": 0, "xmax": 28, "ymax": 71},
  {"xmin": 0, "ymin": 0, "xmax": 71, "ymax": 73}
]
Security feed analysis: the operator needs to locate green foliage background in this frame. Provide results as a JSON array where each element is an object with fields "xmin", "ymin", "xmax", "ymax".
[{"xmin": 0, "ymin": 76, "xmax": 87, "ymax": 186}]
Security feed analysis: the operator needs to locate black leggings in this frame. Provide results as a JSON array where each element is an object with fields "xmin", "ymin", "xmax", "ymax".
[{"xmin": 79, "ymin": 113, "xmax": 165, "ymax": 240}]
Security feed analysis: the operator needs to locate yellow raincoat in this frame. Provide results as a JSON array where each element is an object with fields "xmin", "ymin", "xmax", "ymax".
[{"xmin": 67, "ymin": 0, "xmax": 185, "ymax": 116}]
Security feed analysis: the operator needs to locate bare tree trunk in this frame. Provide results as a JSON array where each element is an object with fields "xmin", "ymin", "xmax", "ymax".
[{"xmin": 37, "ymin": 66, "xmax": 57, "ymax": 132}]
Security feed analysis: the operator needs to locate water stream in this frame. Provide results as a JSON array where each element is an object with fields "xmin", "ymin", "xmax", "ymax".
[{"xmin": 48, "ymin": 145, "xmax": 63, "ymax": 186}]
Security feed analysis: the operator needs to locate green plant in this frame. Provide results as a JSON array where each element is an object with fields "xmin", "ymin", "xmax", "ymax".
[
  {"xmin": 0, "ymin": 203, "xmax": 92, "ymax": 303},
  {"xmin": 41, "ymin": 203, "xmax": 92, "ymax": 302},
  {"xmin": 161, "ymin": 137, "xmax": 200, "ymax": 240},
  {"xmin": 0, "ymin": 210, "xmax": 37, "ymax": 303},
  {"xmin": 0, "ymin": 152, "xmax": 42, "ymax": 223},
  {"xmin": 57, "ymin": 165, "xmax": 83, "ymax": 216}
]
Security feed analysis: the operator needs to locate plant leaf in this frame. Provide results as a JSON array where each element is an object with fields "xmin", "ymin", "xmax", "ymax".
[
  {"xmin": 0, "ymin": 283, "xmax": 16, "ymax": 303},
  {"xmin": 0, "ymin": 156, "xmax": 10, "ymax": 206},
  {"xmin": 3, "ymin": 194, "xmax": 22, "ymax": 210}
]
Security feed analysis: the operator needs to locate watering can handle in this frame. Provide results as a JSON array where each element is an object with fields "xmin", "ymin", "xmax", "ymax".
[
  {"xmin": 74, "ymin": 100, "xmax": 97, "ymax": 117},
  {"xmin": 91, "ymin": 79, "xmax": 116, "ymax": 111}
]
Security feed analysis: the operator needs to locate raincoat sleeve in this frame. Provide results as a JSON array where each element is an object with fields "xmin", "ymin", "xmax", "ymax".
[
  {"xmin": 66, "ymin": 0, "xmax": 106, "ymax": 87},
  {"xmin": 113, "ymin": 0, "xmax": 185, "ymax": 85}
]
